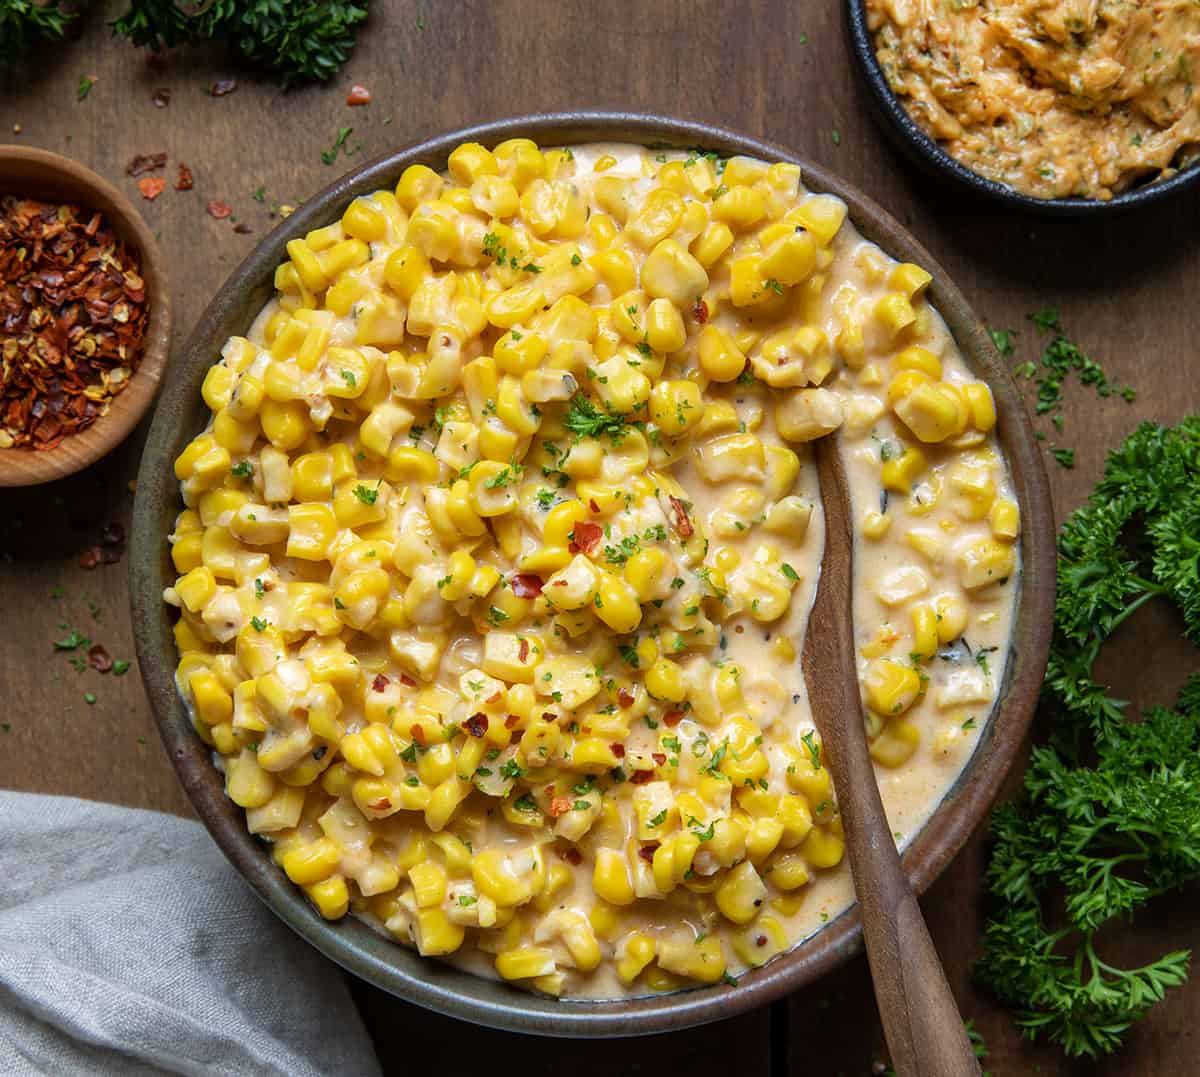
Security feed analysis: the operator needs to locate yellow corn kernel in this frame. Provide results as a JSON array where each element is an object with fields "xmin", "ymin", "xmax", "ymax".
[
  {"xmin": 648, "ymin": 379, "xmax": 704, "ymax": 437},
  {"xmin": 864, "ymin": 659, "xmax": 922, "ymax": 717},
  {"xmin": 300, "ymin": 874, "xmax": 349, "ymax": 920},
  {"xmin": 911, "ymin": 603, "xmax": 939, "ymax": 661},
  {"xmin": 875, "ymin": 292, "xmax": 916, "ymax": 339},
  {"xmin": 644, "ymin": 658, "xmax": 686, "ymax": 703},
  {"xmin": 414, "ymin": 908, "xmax": 466, "ymax": 956},
  {"xmin": 260, "ymin": 400, "xmax": 309, "ymax": 451},
  {"xmin": 495, "ymin": 947, "xmax": 557, "ymax": 981},
  {"xmin": 894, "ymin": 383, "xmax": 964, "ymax": 443},
  {"xmin": 282, "ymin": 837, "xmax": 340, "ymax": 886},
  {"xmin": 715, "ymin": 860, "xmax": 768, "ymax": 925},
  {"xmin": 644, "ymin": 297, "xmax": 687, "ymax": 353},
  {"xmin": 627, "ymin": 188, "xmax": 685, "ymax": 249},
  {"xmin": 409, "ymin": 860, "xmax": 448, "ymax": 909},
  {"xmin": 395, "ymin": 164, "xmax": 443, "ymax": 209},
  {"xmin": 697, "ymin": 325, "xmax": 746, "ymax": 382},
  {"xmin": 447, "ymin": 141, "xmax": 497, "ymax": 185},
  {"xmin": 175, "ymin": 566, "xmax": 217, "ymax": 613},
  {"xmin": 959, "ymin": 538, "xmax": 1016, "ymax": 590},
  {"xmin": 890, "ymin": 261, "xmax": 933, "ymax": 298},
  {"xmin": 760, "ymin": 229, "xmax": 817, "ymax": 286},
  {"xmin": 286, "ymin": 239, "xmax": 328, "ymax": 293},
  {"xmin": 894, "ymin": 344, "xmax": 942, "ymax": 379},
  {"xmin": 870, "ymin": 719, "xmax": 920, "ymax": 768},
  {"xmin": 383, "ymin": 245, "xmax": 430, "ymax": 300},
  {"xmin": 593, "ymin": 848, "xmax": 636, "ymax": 906},
  {"xmin": 657, "ymin": 934, "xmax": 727, "ymax": 984},
  {"xmin": 617, "ymin": 932, "xmax": 657, "ymax": 985},
  {"xmin": 641, "ymin": 239, "xmax": 709, "ymax": 307},
  {"xmin": 286, "ymin": 504, "xmax": 338, "ymax": 561},
  {"xmin": 589, "ymin": 247, "xmax": 638, "ymax": 296},
  {"xmin": 494, "ymin": 138, "xmax": 546, "ymax": 187},
  {"xmin": 623, "ymin": 546, "xmax": 668, "ymax": 602},
  {"xmin": 964, "ymin": 382, "xmax": 997, "ymax": 432},
  {"xmin": 712, "ymin": 184, "xmax": 765, "ymax": 229},
  {"xmin": 593, "ymin": 573, "xmax": 642, "ymax": 634},
  {"xmin": 189, "ymin": 669, "xmax": 233, "ymax": 725},
  {"xmin": 991, "ymin": 497, "xmax": 1020, "ymax": 540},
  {"xmin": 880, "ymin": 446, "xmax": 927, "ymax": 494}
]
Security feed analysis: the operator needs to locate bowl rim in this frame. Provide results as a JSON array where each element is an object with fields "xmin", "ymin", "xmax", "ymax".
[
  {"xmin": 843, "ymin": 0, "xmax": 1200, "ymax": 216},
  {"xmin": 130, "ymin": 111, "xmax": 1055, "ymax": 1037},
  {"xmin": 0, "ymin": 144, "xmax": 172, "ymax": 487}
]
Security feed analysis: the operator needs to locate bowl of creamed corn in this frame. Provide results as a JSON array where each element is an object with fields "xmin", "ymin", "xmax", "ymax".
[{"xmin": 130, "ymin": 113, "xmax": 1054, "ymax": 1035}]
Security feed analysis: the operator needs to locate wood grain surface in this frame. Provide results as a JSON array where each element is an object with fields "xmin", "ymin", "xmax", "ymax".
[{"xmin": 1, "ymin": 2, "xmax": 1197, "ymax": 1074}]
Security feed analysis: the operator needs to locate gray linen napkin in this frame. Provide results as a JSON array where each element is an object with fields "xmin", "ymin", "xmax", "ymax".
[{"xmin": 0, "ymin": 791, "xmax": 383, "ymax": 1077}]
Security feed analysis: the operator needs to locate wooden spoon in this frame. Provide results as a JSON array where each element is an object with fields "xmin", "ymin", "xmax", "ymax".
[{"xmin": 803, "ymin": 434, "xmax": 980, "ymax": 1077}]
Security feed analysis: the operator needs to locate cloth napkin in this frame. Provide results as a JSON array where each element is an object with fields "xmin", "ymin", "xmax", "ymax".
[{"xmin": 0, "ymin": 791, "xmax": 382, "ymax": 1077}]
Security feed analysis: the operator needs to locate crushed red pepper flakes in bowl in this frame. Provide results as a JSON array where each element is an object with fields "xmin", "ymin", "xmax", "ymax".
[{"xmin": 0, "ymin": 196, "xmax": 149, "ymax": 451}]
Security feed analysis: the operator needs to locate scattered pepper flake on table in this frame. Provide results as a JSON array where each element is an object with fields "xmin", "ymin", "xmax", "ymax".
[
  {"xmin": 175, "ymin": 162, "xmax": 193, "ymax": 191},
  {"xmin": 206, "ymin": 201, "xmax": 232, "ymax": 220},
  {"xmin": 125, "ymin": 152, "xmax": 167, "ymax": 177},
  {"xmin": 0, "ymin": 196, "xmax": 149, "ymax": 450},
  {"xmin": 87, "ymin": 643, "xmax": 113, "ymax": 672},
  {"xmin": 137, "ymin": 176, "xmax": 166, "ymax": 200},
  {"xmin": 346, "ymin": 83, "xmax": 372, "ymax": 105}
]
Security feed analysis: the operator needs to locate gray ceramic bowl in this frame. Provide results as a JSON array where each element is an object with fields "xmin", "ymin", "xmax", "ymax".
[
  {"xmin": 845, "ymin": 0, "xmax": 1200, "ymax": 216},
  {"xmin": 130, "ymin": 112, "xmax": 1055, "ymax": 1037}
]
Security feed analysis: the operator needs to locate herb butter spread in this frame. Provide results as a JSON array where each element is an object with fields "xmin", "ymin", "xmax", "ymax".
[{"xmin": 867, "ymin": 0, "xmax": 1200, "ymax": 200}]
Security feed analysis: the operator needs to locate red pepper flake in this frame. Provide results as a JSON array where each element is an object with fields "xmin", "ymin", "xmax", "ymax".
[
  {"xmin": 485, "ymin": 690, "xmax": 503, "ymax": 704},
  {"xmin": 175, "ymin": 163, "xmax": 194, "ymax": 191},
  {"xmin": 652, "ymin": 752, "xmax": 666, "ymax": 766},
  {"xmin": 510, "ymin": 573, "xmax": 543, "ymax": 599},
  {"xmin": 668, "ymin": 496, "xmax": 694, "ymax": 538},
  {"xmin": 692, "ymin": 298, "xmax": 709, "ymax": 324},
  {"xmin": 87, "ymin": 644, "xmax": 113, "ymax": 673},
  {"xmin": 504, "ymin": 714, "xmax": 521, "ymax": 729},
  {"xmin": 409, "ymin": 724, "xmax": 427, "ymax": 746},
  {"xmin": 0, "ymin": 192, "xmax": 151, "ymax": 449},
  {"xmin": 346, "ymin": 84, "xmax": 372, "ymax": 106},
  {"xmin": 638, "ymin": 842, "xmax": 660, "ymax": 863},
  {"xmin": 610, "ymin": 743, "xmax": 626, "ymax": 758},
  {"xmin": 206, "ymin": 201, "xmax": 233, "ymax": 220},
  {"xmin": 561, "ymin": 846, "xmax": 583, "ymax": 865},
  {"xmin": 517, "ymin": 637, "xmax": 530, "ymax": 663},
  {"xmin": 399, "ymin": 673, "xmax": 417, "ymax": 687},
  {"xmin": 208, "ymin": 78, "xmax": 237, "ymax": 97},
  {"xmin": 463, "ymin": 713, "xmax": 488, "ymax": 738},
  {"xmin": 137, "ymin": 177, "xmax": 166, "ymax": 201},
  {"xmin": 571, "ymin": 520, "xmax": 603, "ymax": 555},
  {"xmin": 126, "ymin": 152, "xmax": 167, "ymax": 176},
  {"xmin": 550, "ymin": 797, "xmax": 574, "ymax": 817},
  {"xmin": 371, "ymin": 673, "xmax": 389, "ymax": 692},
  {"xmin": 630, "ymin": 769, "xmax": 655, "ymax": 784},
  {"xmin": 151, "ymin": 88, "xmax": 171, "ymax": 109},
  {"xmin": 368, "ymin": 798, "xmax": 392, "ymax": 811},
  {"xmin": 588, "ymin": 498, "xmax": 601, "ymax": 513},
  {"xmin": 617, "ymin": 687, "xmax": 635, "ymax": 709},
  {"xmin": 541, "ymin": 712, "xmax": 557, "ymax": 722},
  {"xmin": 663, "ymin": 709, "xmax": 685, "ymax": 727},
  {"xmin": 78, "ymin": 546, "xmax": 102, "ymax": 570},
  {"xmin": 233, "ymin": 223, "xmax": 252, "ymax": 234},
  {"xmin": 755, "ymin": 934, "xmax": 768, "ymax": 947}
]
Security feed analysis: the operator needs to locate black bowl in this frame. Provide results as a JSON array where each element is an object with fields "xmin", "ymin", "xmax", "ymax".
[{"xmin": 845, "ymin": 0, "xmax": 1200, "ymax": 216}]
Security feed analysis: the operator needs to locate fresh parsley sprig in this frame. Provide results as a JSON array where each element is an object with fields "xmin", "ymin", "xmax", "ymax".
[{"xmin": 976, "ymin": 417, "xmax": 1200, "ymax": 1058}]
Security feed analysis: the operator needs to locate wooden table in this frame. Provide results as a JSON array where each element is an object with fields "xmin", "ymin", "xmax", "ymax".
[{"xmin": 2, "ymin": 3, "xmax": 1197, "ymax": 1073}]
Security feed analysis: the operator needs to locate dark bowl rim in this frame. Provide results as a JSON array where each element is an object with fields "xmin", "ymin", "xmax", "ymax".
[
  {"xmin": 130, "ymin": 110, "xmax": 1056, "ymax": 1038},
  {"xmin": 843, "ymin": 0, "xmax": 1200, "ymax": 217}
]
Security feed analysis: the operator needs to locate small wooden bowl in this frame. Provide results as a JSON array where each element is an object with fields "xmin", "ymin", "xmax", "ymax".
[{"xmin": 0, "ymin": 146, "xmax": 171, "ymax": 487}]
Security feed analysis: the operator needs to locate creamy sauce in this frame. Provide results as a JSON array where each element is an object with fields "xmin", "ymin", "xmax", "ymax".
[
  {"xmin": 868, "ymin": 0, "xmax": 1200, "ymax": 200},
  {"xmin": 168, "ymin": 140, "xmax": 1017, "ymax": 999}
]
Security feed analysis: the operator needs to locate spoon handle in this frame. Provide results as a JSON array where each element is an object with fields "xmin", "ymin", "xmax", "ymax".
[{"xmin": 806, "ymin": 436, "xmax": 980, "ymax": 1077}]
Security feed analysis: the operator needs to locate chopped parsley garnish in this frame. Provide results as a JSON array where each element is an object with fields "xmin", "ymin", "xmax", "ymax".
[
  {"xmin": 340, "ymin": 369, "xmax": 356, "ymax": 388},
  {"xmin": 112, "ymin": 660, "xmax": 131, "ymax": 676},
  {"xmin": 484, "ymin": 464, "xmax": 522, "ymax": 489},
  {"xmin": 619, "ymin": 644, "xmax": 640, "ymax": 668},
  {"xmin": 989, "ymin": 327, "xmax": 1017, "ymax": 357},
  {"xmin": 487, "ymin": 606, "xmax": 510, "ymax": 626},
  {"xmin": 563, "ymin": 394, "xmax": 628, "ymax": 442},
  {"xmin": 352, "ymin": 482, "xmax": 379, "ymax": 505},
  {"xmin": 499, "ymin": 758, "xmax": 524, "ymax": 780},
  {"xmin": 230, "ymin": 460, "xmax": 253, "ymax": 478},
  {"xmin": 781, "ymin": 563, "xmax": 800, "ymax": 582},
  {"xmin": 513, "ymin": 793, "xmax": 538, "ymax": 813},
  {"xmin": 535, "ymin": 488, "xmax": 556, "ymax": 510},
  {"xmin": 801, "ymin": 731, "xmax": 822, "ymax": 770},
  {"xmin": 250, "ymin": 616, "xmax": 269, "ymax": 632},
  {"xmin": 648, "ymin": 809, "xmax": 668, "ymax": 827}
]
